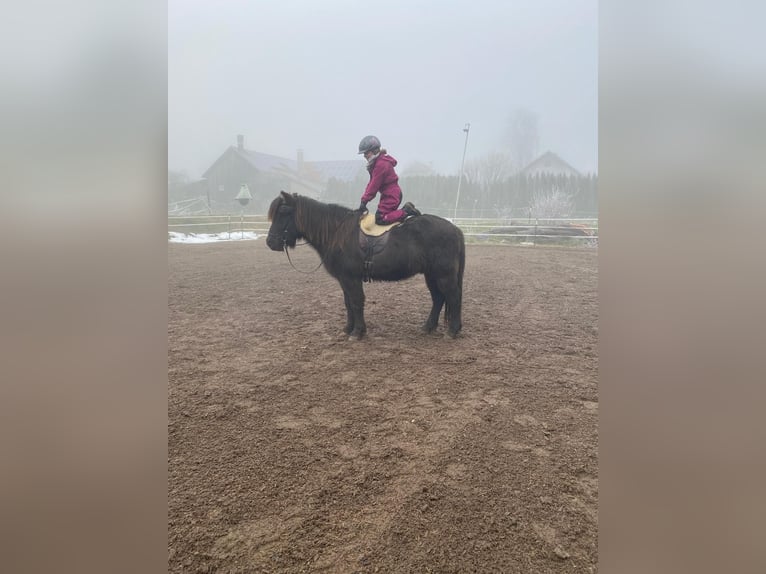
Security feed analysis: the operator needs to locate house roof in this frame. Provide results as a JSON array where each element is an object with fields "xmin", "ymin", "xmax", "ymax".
[
  {"xmin": 238, "ymin": 148, "xmax": 297, "ymax": 173},
  {"xmin": 520, "ymin": 151, "xmax": 581, "ymax": 177},
  {"xmin": 309, "ymin": 160, "xmax": 365, "ymax": 182},
  {"xmin": 400, "ymin": 161, "xmax": 435, "ymax": 177},
  {"xmin": 205, "ymin": 146, "xmax": 364, "ymax": 183}
]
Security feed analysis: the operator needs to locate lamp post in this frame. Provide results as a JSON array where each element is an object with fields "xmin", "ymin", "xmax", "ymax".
[
  {"xmin": 235, "ymin": 184, "xmax": 252, "ymax": 239},
  {"xmin": 453, "ymin": 123, "xmax": 470, "ymax": 220}
]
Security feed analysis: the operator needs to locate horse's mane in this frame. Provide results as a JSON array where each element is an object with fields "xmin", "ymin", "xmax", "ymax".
[
  {"xmin": 267, "ymin": 196, "xmax": 281, "ymax": 221},
  {"xmin": 292, "ymin": 195, "xmax": 358, "ymax": 251}
]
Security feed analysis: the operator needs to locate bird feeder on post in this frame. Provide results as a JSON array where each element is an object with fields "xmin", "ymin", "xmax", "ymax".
[{"xmin": 235, "ymin": 184, "xmax": 252, "ymax": 238}]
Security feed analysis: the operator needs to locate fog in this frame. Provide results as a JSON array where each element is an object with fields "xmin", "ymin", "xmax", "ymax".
[{"xmin": 169, "ymin": 0, "xmax": 597, "ymax": 178}]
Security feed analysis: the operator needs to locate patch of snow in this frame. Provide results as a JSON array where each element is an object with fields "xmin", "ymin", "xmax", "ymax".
[{"xmin": 168, "ymin": 231, "xmax": 262, "ymax": 244}]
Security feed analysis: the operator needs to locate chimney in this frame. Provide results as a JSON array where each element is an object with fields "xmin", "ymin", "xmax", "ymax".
[
  {"xmin": 237, "ymin": 134, "xmax": 244, "ymax": 151},
  {"xmin": 297, "ymin": 149, "xmax": 304, "ymax": 174}
]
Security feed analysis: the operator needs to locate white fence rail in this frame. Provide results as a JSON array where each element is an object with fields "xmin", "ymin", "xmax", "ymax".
[
  {"xmin": 453, "ymin": 217, "xmax": 597, "ymax": 244},
  {"xmin": 168, "ymin": 215, "xmax": 599, "ymax": 245},
  {"xmin": 168, "ymin": 215, "xmax": 271, "ymax": 236}
]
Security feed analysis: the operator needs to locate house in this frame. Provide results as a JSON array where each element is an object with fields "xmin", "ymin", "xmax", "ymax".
[
  {"xmin": 518, "ymin": 151, "xmax": 597, "ymax": 215},
  {"xmin": 200, "ymin": 135, "xmax": 365, "ymax": 213},
  {"xmin": 520, "ymin": 151, "xmax": 581, "ymax": 178},
  {"xmin": 400, "ymin": 160, "xmax": 436, "ymax": 178}
]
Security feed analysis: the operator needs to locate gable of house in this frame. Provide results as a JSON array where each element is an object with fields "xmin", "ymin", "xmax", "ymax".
[{"xmin": 520, "ymin": 151, "xmax": 581, "ymax": 178}]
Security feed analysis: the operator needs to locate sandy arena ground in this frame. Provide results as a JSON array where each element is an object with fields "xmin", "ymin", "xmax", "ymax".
[{"xmin": 169, "ymin": 240, "xmax": 598, "ymax": 573}]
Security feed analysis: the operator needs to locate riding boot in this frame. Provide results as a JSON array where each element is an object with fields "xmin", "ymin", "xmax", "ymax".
[{"xmin": 403, "ymin": 202, "xmax": 421, "ymax": 217}]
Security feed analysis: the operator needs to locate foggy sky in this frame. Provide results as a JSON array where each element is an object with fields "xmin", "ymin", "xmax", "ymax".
[{"xmin": 169, "ymin": 0, "xmax": 597, "ymax": 178}]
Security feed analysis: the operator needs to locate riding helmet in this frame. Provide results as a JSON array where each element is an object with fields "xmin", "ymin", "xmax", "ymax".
[{"xmin": 357, "ymin": 135, "xmax": 381, "ymax": 155}]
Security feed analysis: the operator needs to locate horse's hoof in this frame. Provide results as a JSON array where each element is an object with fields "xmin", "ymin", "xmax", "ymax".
[{"xmin": 421, "ymin": 321, "xmax": 439, "ymax": 334}]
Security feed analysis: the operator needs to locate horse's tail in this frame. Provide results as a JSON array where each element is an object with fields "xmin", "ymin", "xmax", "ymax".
[{"xmin": 444, "ymin": 232, "xmax": 465, "ymax": 326}]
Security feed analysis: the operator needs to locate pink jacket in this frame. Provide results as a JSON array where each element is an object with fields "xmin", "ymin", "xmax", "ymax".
[{"xmin": 360, "ymin": 153, "xmax": 402, "ymax": 214}]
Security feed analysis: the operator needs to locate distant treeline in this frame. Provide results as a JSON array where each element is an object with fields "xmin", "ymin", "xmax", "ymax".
[
  {"xmin": 169, "ymin": 169, "xmax": 598, "ymax": 218},
  {"xmin": 323, "ymin": 172, "xmax": 598, "ymax": 218}
]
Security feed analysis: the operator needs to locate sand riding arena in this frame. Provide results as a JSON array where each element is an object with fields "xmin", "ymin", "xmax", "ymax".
[{"xmin": 169, "ymin": 241, "xmax": 598, "ymax": 573}]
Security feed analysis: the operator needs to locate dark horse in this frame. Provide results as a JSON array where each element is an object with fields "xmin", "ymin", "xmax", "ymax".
[{"xmin": 266, "ymin": 191, "xmax": 464, "ymax": 339}]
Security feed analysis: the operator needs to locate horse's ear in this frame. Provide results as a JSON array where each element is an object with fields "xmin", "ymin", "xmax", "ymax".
[{"xmin": 280, "ymin": 190, "xmax": 295, "ymax": 206}]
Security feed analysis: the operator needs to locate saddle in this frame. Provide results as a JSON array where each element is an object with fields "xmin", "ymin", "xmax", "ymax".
[
  {"xmin": 358, "ymin": 212, "xmax": 401, "ymax": 236},
  {"xmin": 358, "ymin": 213, "xmax": 402, "ymax": 282}
]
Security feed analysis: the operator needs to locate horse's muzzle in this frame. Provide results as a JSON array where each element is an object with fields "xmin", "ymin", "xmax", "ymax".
[{"xmin": 265, "ymin": 234, "xmax": 283, "ymax": 251}]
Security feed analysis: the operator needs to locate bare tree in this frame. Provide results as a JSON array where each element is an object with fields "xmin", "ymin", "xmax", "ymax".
[
  {"xmin": 464, "ymin": 151, "xmax": 514, "ymax": 191},
  {"xmin": 461, "ymin": 152, "xmax": 515, "ymax": 216},
  {"xmin": 531, "ymin": 187, "xmax": 573, "ymax": 219},
  {"xmin": 168, "ymin": 169, "xmax": 190, "ymax": 190},
  {"xmin": 505, "ymin": 108, "xmax": 540, "ymax": 170}
]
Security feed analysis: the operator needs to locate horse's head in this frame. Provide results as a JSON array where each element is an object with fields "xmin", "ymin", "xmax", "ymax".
[{"xmin": 266, "ymin": 191, "xmax": 301, "ymax": 251}]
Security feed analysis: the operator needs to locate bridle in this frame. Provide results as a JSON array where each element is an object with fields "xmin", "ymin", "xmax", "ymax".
[{"xmin": 270, "ymin": 207, "xmax": 324, "ymax": 274}]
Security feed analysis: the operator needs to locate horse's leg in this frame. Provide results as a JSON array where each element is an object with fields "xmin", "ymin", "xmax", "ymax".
[
  {"xmin": 342, "ymin": 289, "xmax": 354, "ymax": 335},
  {"xmin": 437, "ymin": 276, "xmax": 463, "ymax": 338},
  {"xmin": 422, "ymin": 274, "xmax": 445, "ymax": 333},
  {"xmin": 339, "ymin": 277, "xmax": 366, "ymax": 340},
  {"xmin": 447, "ymin": 290, "xmax": 463, "ymax": 337}
]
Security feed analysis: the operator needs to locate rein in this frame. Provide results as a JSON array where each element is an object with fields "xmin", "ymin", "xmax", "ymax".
[{"xmin": 283, "ymin": 242, "xmax": 324, "ymax": 274}]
